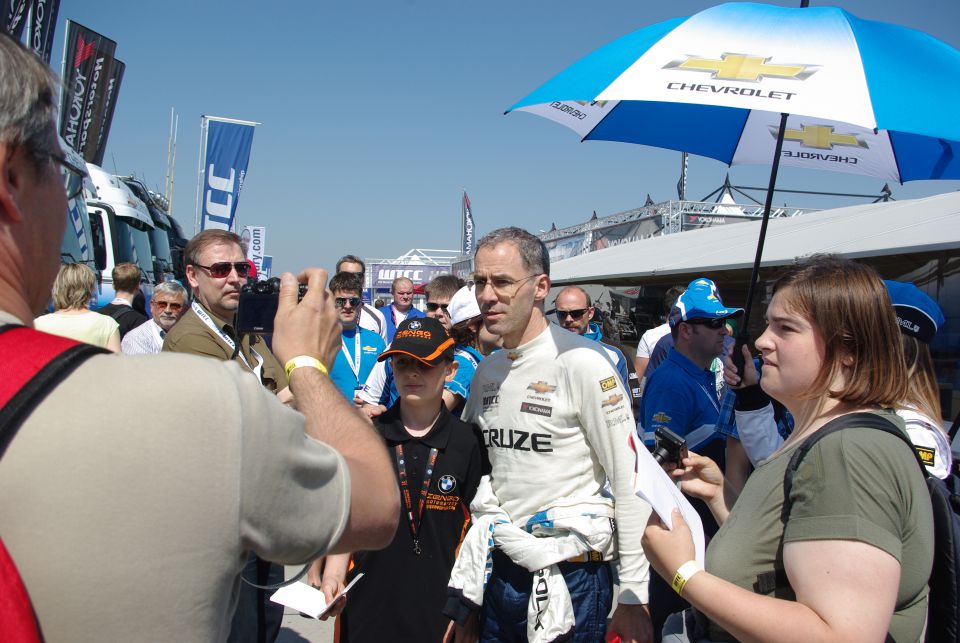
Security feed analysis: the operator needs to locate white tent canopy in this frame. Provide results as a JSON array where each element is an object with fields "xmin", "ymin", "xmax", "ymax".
[{"xmin": 552, "ymin": 192, "xmax": 960, "ymax": 286}]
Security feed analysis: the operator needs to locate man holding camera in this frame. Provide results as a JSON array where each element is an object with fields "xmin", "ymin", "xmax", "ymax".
[
  {"xmin": 0, "ymin": 31, "xmax": 397, "ymax": 643},
  {"xmin": 163, "ymin": 229, "xmax": 287, "ymax": 395}
]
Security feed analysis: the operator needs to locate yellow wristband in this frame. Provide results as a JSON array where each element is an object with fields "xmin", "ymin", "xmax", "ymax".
[
  {"xmin": 284, "ymin": 356, "xmax": 328, "ymax": 379},
  {"xmin": 671, "ymin": 560, "xmax": 703, "ymax": 596}
]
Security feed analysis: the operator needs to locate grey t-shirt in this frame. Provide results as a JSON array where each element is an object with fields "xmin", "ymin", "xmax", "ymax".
[
  {"xmin": 0, "ymin": 313, "xmax": 350, "ymax": 642},
  {"xmin": 703, "ymin": 411, "xmax": 933, "ymax": 642}
]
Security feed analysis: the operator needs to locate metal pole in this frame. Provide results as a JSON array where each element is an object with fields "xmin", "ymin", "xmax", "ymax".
[
  {"xmin": 169, "ymin": 114, "xmax": 178, "ymax": 215},
  {"xmin": 194, "ymin": 116, "xmax": 207, "ymax": 236},
  {"xmin": 733, "ymin": 112, "xmax": 789, "ymax": 372},
  {"xmin": 165, "ymin": 107, "xmax": 174, "ymax": 204}
]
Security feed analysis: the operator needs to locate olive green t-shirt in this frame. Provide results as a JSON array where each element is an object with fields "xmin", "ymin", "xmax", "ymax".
[{"xmin": 702, "ymin": 411, "xmax": 934, "ymax": 642}]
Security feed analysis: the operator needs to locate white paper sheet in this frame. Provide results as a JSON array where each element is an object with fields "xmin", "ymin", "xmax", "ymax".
[
  {"xmin": 630, "ymin": 433, "xmax": 706, "ymax": 564},
  {"xmin": 269, "ymin": 573, "xmax": 365, "ymax": 619}
]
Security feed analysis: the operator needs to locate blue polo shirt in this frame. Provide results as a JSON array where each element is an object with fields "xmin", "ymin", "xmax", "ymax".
[
  {"xmin": 330, "ymin": 327, "xmax": 385, "ymax": 401},
  {"xmin": 447, "ymin": 344, "xmax": 484, "ymax": 405},
  {"xmin": 639, "ymin": 347, "xmax": 723, "ymax": 451}
]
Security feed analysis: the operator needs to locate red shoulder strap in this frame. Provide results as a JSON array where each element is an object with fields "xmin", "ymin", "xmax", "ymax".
[
  {"xmin": 0, "ymin": 326, "xmax": 84, "ymax": 406},
  {"xmin": 0, "ymin": 326, "xmax": 107, "ymax": 442},
  {"xmin": 0, "ymin": 324, "xmax": 108, "ymax": 642},
  {"xmin": 0, "ymin": 538, "xmax": 41, "ymax": 643}
]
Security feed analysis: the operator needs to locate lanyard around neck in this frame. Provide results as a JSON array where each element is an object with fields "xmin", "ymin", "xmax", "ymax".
[
  {"xmin": 341, "ymin": 330, "xmax": 362, "ymax": 380},
  {"xmin": 192, "ymin": 302, "xmax": 264, "ymax": 380},
  {"xmin": 395, "ymin": 444, "xmax": 439, "ymax": 555}
]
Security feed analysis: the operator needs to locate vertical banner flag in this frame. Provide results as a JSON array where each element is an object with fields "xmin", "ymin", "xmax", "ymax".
[
  {"xmin": 677, "ymin": 152, "xmax": 688, "ymax": 201},
  {"xmin": 242, "ymin": 225, "xmax": 266, "ymax": 275},
  {"xmin": 2, "ymin": 0, "xmax": 29, "ymax": 39},
  {"xmin": 461, "ymin": 191, "xmax": 475, "ymax": 255},
  {"xmin": 59, "ymin": 21, "xmax": 118, "ymax": 162},
  {"xmin": 27, "ymin": 0, "xmax": 59, "ymax": 62},
  {"xmin": 198, "ymin": 116, "xmax": 257, "ymax": 232},
  {"xmin": 92, "ymin": 59, "xmax": 124, "ymax": 165},
  {"xmin": 260, "ymin": 256, "xmax": 273, "ymax": 280}
]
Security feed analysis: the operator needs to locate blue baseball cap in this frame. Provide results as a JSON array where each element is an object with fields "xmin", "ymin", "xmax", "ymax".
[
  {"xmin": 669, "ymin": 278, "xmax": 743, "ymax": 326},
  {"xmin": 883, "ymin": 280, "xmax": 944, "ymax": 344}
]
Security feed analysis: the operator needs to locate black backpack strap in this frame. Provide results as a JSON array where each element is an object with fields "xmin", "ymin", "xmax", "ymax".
[
  {"xmin": 106, "ymin": 305, "xmax": 139, "ymax": 326},
  {"xmin": 783, "ymin": 412, "xmax": 924, "ymax": 522}
]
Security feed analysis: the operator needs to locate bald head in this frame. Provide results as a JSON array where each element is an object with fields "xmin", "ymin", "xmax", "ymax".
[
  {"xmin": 391, "ymin": 277, "xmax": 414, "ymax": 312},
  {"xmin": 555, "ymin": 286, "xmax": 594, "ymax": 335}
]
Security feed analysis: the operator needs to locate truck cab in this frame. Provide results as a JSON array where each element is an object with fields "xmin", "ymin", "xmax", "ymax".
[
  {"xmin": 120, "ymin": 177, "xmax": 178, "ymax": 283},
  {"xmin": 84, "ymin": 164, "xmax": 156, "ymax": 308},
  {"xmin": 59, "ymin": 139, "xmax": 98, "ymax": 273}
]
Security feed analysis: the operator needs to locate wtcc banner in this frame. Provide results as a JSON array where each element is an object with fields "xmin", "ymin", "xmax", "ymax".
[
  {"xmin": 2, "ymin": 0, "xmax": 29, "ymax": 38},
  {"xmin": 92, "ymin": 59, "xmax": 124, "ymax": 165},
  {"xmin": 461, "ymin": 191, "xmax": 475, "ymax": 255},
  {"xmin": 369, "ymin": 263, "xmax": 451, "ymax": 290},
  {"xmin": 58, "ymin": 21, "xmax": 119, "ymax": 162},
  {"xmin": 27, "ymin": 0, "xmax": 59, "ymax": 62},
  {"xmin": 198, "ymin": 116, "xmax": 257, "ymax": 232},
  {"xmin": 242, "ymin": 225, "xmax": 266, "ymax": 275}
]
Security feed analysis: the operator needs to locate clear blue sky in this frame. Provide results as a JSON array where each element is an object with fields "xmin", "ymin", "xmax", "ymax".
[{"xmin": 54, "ymin": 0, "xmax": 960, "ymax": 274}]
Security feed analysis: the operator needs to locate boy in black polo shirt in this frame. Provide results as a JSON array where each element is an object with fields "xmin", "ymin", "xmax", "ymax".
[{"xmin": 316, "ymin": 317, "xmax": 486, "ymax": 643}]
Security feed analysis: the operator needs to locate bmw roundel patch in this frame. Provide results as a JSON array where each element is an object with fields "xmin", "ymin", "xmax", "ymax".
[
  {"xmin": 409, "ymin": 320, "xmax": 422, "ymax": 330},
  {"xmin": 438, "ymin": 475, "xmax": 456, "ymax": 494}
]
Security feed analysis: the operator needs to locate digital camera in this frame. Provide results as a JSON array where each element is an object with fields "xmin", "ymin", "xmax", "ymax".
[
  {"xmin": 651, "ymin": 426, "xmax": 689, "ymax": 469},
  {"xmin": 236, "ymin": 278, "xmax": 307, "ymax": 335}
]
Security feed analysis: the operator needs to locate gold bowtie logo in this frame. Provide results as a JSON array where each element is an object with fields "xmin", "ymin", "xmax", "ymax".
[
  {"xmin": 665, "ymin": 53, "xmax": 818, "ymax": 82},
  {"xmin": 775, "ymin": 124, "xmax": 868, "ymax": 150}
]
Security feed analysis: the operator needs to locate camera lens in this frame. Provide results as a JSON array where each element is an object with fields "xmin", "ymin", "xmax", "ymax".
[{"xmin": 652, "ymin": 447, "xmax": 669, "ymax": 465}]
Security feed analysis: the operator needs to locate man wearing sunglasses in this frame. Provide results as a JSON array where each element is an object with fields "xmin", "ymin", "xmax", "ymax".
[
  {"xmin": 638, "ymin": 277, "xmax": 744, "ymax": 638},
  {"xmin": 0, "ymin": 33, "xmax": 397, "ymax": 643},
  {"xmin": 328, "ymin": 271, "xmax": 386, "ymax": 401},
  {"xmin": 164, "ymin": 231, "xmax": 285, "ymax": 388},
  {"xmin": 121, "ymin": 280, "xmax": 188, "ymax": 355},
  {"xmin": 554, "ymin": 286, "xmax": 641, "ymax": 417},
  {"xmin": 335, "ymin": 255, "xmax": 388, "ymax": 342}
]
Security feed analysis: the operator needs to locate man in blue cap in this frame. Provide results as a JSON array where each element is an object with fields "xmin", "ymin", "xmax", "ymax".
[
  {"xmin": 639, "ymin": 277, "xmax": 743, "ymax": 641},
  {"xmin": 639, "ymin": 278, "xmax": 742, "ymax": 459}
]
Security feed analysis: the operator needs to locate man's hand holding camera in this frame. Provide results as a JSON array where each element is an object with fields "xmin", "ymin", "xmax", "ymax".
[{"xmin": 272, "ymin": 270, "xmax": 340, "ymax": 372}]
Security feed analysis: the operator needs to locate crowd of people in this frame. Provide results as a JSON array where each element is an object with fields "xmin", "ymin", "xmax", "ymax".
[{"xmin": 1, "ymin": 29, "xmax": 955, "ymax": 643}]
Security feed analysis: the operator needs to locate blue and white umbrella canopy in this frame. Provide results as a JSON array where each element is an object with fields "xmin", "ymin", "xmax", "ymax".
[{"xmin": 508, "ymin": 2, "xmax": 960, "ymax": 183}]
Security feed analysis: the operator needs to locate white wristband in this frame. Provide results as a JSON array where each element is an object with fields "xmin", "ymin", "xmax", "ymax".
[{"xmin": 671, "ymin": 560, "xmax": 703, "ymax": 596}]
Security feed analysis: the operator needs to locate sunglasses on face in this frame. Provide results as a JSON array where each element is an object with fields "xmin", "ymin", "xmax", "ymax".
[
  {"xmin": 152, "ymin": 300, "xmax": 183, "ymax": 312},
  {"xmin": 685, "ymin": 317, "xmax": 726, "ymax": 329},
  {"xmin": 335, "ymin": 297, "xmax": 362, "ymax": 308},
  {"xmin": 193, "ymin": 261, "xmax": 251, "ymax": 279},
  {"xmin": 557, "ymin": 308, "xmax": 589, "ymax": 320},
  {"xmin": 426, "ymin": 302, "xmax": 449, "ymax": 313}
]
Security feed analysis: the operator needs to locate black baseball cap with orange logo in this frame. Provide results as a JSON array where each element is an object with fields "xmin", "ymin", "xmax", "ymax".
[{"xmin": 378, "ymin": 317, "xmax": 455, "ymax": 366}]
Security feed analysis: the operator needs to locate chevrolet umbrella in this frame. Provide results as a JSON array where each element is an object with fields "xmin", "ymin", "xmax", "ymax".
[{"xmin": 507, "ymin": 1, "xmax": 960, "ymax": 338}]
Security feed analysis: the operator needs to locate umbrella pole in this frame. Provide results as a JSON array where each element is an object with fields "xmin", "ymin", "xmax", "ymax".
[{"xmin": 734, "ymin": 112, "xmax": 789, "ymax": 371}]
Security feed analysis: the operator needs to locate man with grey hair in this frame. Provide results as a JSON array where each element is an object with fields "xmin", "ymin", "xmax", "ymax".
[
  {"xmin": 0, "ymin": 32, "xmax": 397, "ymax": 643},
  {"xmin": 446, "ymin": 227, "xmax": 653, "ymax": 642},
  {"xmin": 121, "ymin": 281, "xmax": 189, "ymax": 355}
]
